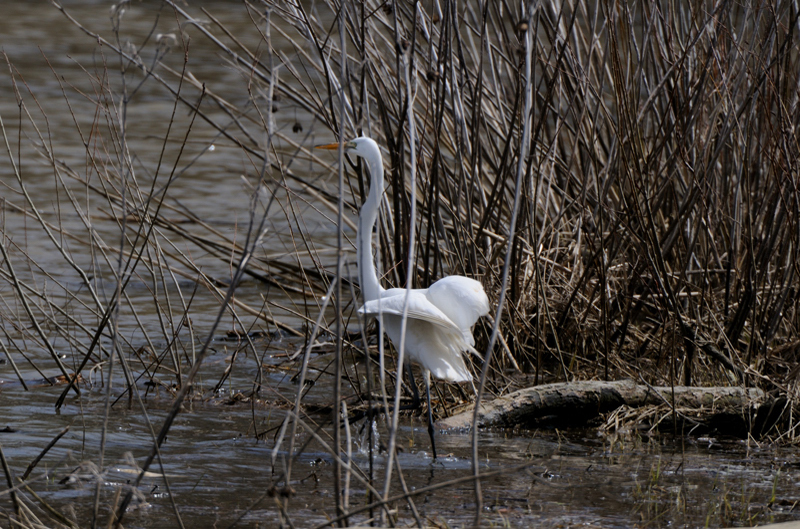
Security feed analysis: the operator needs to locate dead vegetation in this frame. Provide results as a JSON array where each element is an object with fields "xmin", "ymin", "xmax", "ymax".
[{"xmin": 1, "ymin": 0, "xmax": 800, "ymax": 527}]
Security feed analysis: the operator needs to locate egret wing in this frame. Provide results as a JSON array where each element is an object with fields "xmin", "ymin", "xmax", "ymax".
[
  {"xmin": 359, "ymin": 291, "xmax": 473, "ymax": 382},
  {"xmin": 426, "ymin": 276, "xmax": 490, "ymax": 334},
  {"xmin": 358, "ymin": 291, "xmax": 461, "ymax": 332}
]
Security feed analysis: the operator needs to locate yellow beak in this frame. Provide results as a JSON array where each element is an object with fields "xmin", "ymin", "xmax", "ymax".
[{"xmin": 315, "ymin": 142, "xmax": 340, "ymax": 150}]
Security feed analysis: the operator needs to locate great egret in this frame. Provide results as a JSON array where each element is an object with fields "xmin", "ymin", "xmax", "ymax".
[{"xmin": 317, "ymin": 137, "xmax": 490, "ymax": 459}]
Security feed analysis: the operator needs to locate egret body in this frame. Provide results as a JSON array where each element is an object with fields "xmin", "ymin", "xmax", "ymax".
[{"xmin": 317, "ymin": 137, "xmax": 490, "ymax": 458}]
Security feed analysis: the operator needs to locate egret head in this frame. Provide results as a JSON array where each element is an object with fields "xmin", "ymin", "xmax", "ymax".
[
  {"xmin": 344, "ymin": 137, "xmax": 380, "ymax": 158},
  {"xmin": 316, "ymin": 136, "xmax": 385, "ymax": 197},
  {"xmin": 315, "ymin": 136, "xmax": 381, "ymax": 163}
]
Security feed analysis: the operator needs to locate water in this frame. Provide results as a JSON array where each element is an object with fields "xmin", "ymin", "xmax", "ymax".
[
  {"xmin": 3, "ymin": 384, "xmax": 799, "ymax": 527},
  {"xmin": 1, "ymin": 2, "xmax": 799, "ymax": 528}
]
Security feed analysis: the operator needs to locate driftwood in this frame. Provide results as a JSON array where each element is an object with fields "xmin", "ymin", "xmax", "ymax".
[{"xmin": 440, "ymin": 380, "xmax": 786, "ymax": 437}]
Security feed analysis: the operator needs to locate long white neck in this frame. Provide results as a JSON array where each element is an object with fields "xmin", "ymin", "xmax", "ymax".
[{"xmin": 357, "ymin": 157, "xmax": 384, "ymax": 303}]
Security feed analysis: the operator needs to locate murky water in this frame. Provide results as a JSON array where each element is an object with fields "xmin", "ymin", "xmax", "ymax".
[
  {"xmin": 1, "ymin": 2, "xmax": 799, "ymax": 528},
  {"xmin": 3, "ymin": 381, "xmax": 800, "ymax": 527}
]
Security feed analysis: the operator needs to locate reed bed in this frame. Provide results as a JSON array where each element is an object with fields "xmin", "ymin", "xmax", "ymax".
[{"xmin": 1, "ymin": 0, "xmax": 799, "ymax": 527}]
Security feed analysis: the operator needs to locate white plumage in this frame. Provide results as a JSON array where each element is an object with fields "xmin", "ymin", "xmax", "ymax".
[
  {"xmin": 317, "ymin": 136, "xmax": 490, "ymax": 457},
  {"xmin": 359, "ymin": 275, "xmax": 489, "ymax": 382}
]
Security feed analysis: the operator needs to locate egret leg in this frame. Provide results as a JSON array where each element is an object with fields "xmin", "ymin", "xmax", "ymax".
[
  {"xmin": 405, "ymin": 362, "xmax": 421, "ymax": 409},
  {"xmin": 350, "ymin": 364, "xmax": 421, "ymax": 425},
  {"xmin": 424, "ymin": 370, "xmax": 437, "ymax": 460}
]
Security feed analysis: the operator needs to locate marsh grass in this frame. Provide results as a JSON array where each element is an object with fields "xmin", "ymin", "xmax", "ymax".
[
  {"xmin": 630, "ymin": 457, "xmax": 792, "ymax": 528},
  {"xmin": 1, "ymin": 0, "xmax": 800, "ymax": 527}
]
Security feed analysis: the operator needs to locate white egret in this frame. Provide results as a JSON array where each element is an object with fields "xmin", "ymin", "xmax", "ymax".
[{"xmin": 317, "ymin": 137, "xmax": 490, "ymax": 459}]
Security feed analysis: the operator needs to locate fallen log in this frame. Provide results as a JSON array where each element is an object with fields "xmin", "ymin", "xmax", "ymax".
[{"xmin": 440, "ymin": 379, "xmax": 785, "ymax": 437}]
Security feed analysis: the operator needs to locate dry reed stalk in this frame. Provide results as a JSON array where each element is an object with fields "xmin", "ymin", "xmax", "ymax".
[{"xmin": 1, "ymin": 0, "xmax": 799, "ymax": 527}]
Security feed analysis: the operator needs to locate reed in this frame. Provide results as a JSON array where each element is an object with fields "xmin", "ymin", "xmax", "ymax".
[{"xmin": 1, "ymin": 0, "xmax": 799, "ymax": 527}]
